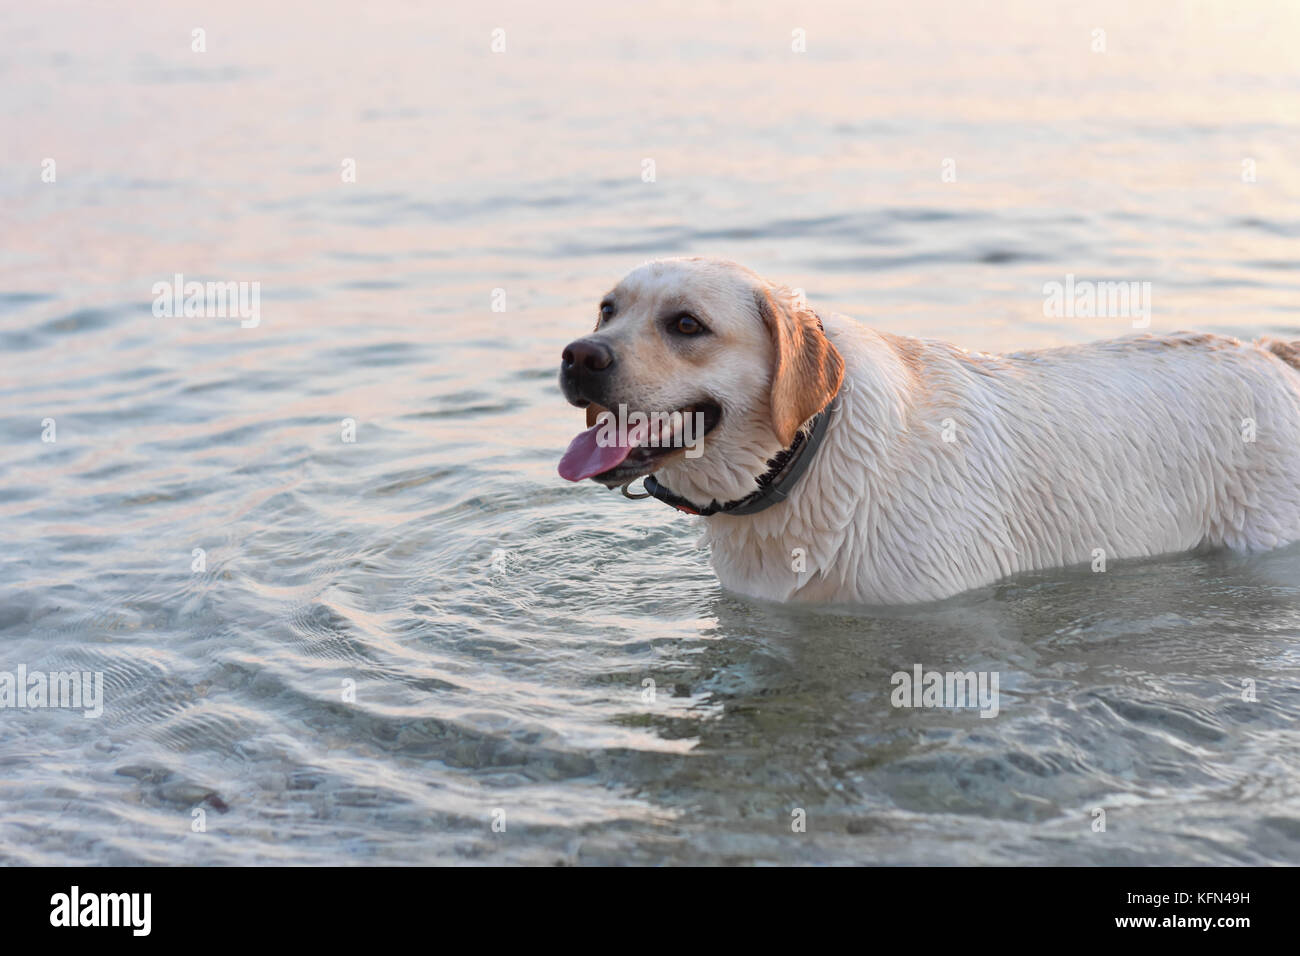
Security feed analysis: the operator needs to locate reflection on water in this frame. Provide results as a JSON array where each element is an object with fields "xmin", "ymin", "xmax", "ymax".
[{"xmin": 1, "ymin": 0, "xmax": 1299, "ymax": 863}]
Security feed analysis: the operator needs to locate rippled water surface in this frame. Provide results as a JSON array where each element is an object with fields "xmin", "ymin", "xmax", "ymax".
[{"xmin": 3, "ymin": 0, "xmax": 1300, "ymax": 864}]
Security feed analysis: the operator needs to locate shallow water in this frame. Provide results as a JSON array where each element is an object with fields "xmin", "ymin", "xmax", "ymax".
[{"xmin": 2, "ymin": 0, "xmax": 1300, "ymax": 864}]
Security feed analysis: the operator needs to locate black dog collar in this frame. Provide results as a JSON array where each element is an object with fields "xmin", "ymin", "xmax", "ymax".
[{"xmin": 640, "ymin": 397, "xmax": 836, "ymax": 517}]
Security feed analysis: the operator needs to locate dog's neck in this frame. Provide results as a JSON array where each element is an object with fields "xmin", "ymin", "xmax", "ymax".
[
  {"xmin": 644, "ymin": 403, "xmax": 835, "ymax": 516},
  {"xmin": 649, "ymin": 419, "xmax": 795, "ymax": 509},
  {"xmin": 683, "ymin": 324, "xmax": 924, "ymax": 602},
  {"xmin": 651, "ymin": 319, "xmax": 917, "ymax": 526}
]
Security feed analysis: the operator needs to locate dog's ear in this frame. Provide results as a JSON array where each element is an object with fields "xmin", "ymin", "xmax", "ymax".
[{"xmin": 754, "ymin": 287, "xmax": 844, "ymax": 447}]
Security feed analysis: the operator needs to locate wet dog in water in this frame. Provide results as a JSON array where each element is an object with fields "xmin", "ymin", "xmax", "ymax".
[{"xmin": 558, "ymin": 257, "xmax": 1300, "ymax": 604}]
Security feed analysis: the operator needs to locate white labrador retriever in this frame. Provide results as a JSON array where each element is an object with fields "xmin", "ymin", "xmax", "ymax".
[{"xmin": 558, "ymin": 257, "xmax": 1300, "ymax": 604}]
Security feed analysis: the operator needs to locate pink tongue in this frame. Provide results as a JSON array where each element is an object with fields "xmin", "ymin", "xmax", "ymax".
[{"xmin": 558, "ymin": 419, "xmax": 644, "ymax": 481}]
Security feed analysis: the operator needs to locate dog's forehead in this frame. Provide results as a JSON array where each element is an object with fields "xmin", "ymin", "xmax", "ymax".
[{"xmin": 610, "ymin": 259, "xmax": 758, "ymax": 312}]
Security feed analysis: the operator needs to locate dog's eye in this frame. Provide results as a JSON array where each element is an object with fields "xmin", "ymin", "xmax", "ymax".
[
  {"xmin": 672, "ymin": 314, "xmax": 705, "ymax": 335},
  {"xmin": 599, "ymin": 302, "xmax": 615, "ymax": 323}
]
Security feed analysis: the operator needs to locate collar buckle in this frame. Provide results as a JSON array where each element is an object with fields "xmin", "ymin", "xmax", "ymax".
[{"xmin": 619, "ymin": 479, "xmax": 652, "ymax": 500}]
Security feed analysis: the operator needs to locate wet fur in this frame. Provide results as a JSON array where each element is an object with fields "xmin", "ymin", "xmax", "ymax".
[{"xmin": 581, "ymin": 258, "xmax": 1300, "ymax": 604}]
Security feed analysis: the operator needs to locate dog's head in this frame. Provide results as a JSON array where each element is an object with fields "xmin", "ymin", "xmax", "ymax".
[{"xmin": 557, "ymin": 257, "xmax": 843, "ymax": 505}]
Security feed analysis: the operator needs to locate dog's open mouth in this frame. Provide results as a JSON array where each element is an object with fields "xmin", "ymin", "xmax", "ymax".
[{"xmin": 557, "ymin": 402, "xmax": 722, "ymax": 486}]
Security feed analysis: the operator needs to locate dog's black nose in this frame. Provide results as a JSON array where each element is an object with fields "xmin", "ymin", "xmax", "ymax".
[
  {"xmin": 562, "ymin": 339, "xmax": 614, "ymax": 374},
  {"xmin": 560, "ymin": 338, "xmax": 615, "ymax": 407}
]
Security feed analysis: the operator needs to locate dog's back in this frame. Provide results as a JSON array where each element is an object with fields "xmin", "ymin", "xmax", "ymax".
[{"xmin": 1262, "ymin": 337, "xmax": 1300, "ymax": 372}]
